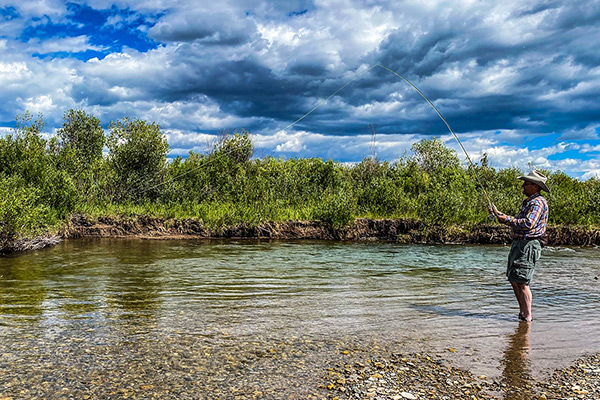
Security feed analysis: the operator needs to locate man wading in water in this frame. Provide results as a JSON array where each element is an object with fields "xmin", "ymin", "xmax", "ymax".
[{"xmin": 489, "ymin": 171, "xmax": 550, "ymax": 323}]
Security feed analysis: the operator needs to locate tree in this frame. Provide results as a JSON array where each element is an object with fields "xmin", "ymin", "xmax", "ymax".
[
  {"xmin": 107, "ymin": 118, "xmax": 169, "ymax": 201},
  {"xmin": 57, "ymin": 109, "xmax": 105, "ymax": 170},
  {"xmin": 211, "ymin": 129, "xmax": 253, "ymax": 164},
  {"xmin": 411, "ymin": 137, "xmax": 460, "ymax": 172}
]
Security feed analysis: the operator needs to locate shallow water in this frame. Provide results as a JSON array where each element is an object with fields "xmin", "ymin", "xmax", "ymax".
[{"xmin": 1, "ymin": 239, "xmax": 599, "ymax": 397}]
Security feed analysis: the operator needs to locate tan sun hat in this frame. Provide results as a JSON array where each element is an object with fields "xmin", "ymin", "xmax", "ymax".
[{"xmin": 518, "ymin": 170, "xmax": 550, "ymax": 193}]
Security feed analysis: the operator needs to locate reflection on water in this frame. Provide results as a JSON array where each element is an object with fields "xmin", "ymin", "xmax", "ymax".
[
  {"xmin": 0, "ymin": 239, "xmax": 599, "ymax": 394},
  {"xmin": 501, "ymin": 322, "xmax": 533, "ymax": 400},
  {"xmin": 0, "ymin": 259, "xmax": 47, "ymax": 317}
]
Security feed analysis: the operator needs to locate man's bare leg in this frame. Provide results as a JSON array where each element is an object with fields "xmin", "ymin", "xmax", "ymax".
[
  {"xmin": 511, "ymin": 281, "xmax": 533, "ymax": 321},
  {"xmin": 510, "ymin": 281, "xmax": 525, "ymax": 316}
]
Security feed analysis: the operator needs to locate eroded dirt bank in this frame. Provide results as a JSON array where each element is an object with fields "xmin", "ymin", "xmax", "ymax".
[
  {"xmin": 62, "ymin": 215, "xmax": 600, "ymax": 245},
  {"xmin": 2, "ymin": 215, "xmax": 600, "ymax": 254}
]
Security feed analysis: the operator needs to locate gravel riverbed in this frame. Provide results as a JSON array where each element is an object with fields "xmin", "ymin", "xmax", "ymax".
[{"xmin": 1, "ymin": 330, "xmax": 598, "ymax": 400}]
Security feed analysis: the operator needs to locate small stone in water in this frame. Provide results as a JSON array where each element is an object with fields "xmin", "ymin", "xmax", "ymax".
[{"xmin": 401, "ymin": 392, "xmax": 417, "ymax": 399}]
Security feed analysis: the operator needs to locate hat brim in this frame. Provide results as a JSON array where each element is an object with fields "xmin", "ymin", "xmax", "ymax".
[{"xmin": 518, "ymin": 176, "xmax": 550, "ymax": 193}]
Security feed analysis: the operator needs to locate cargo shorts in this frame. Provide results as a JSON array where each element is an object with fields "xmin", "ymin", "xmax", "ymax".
[{"xmin": 507, "ymin": 238, "xmax": 542, "ymax": 285}]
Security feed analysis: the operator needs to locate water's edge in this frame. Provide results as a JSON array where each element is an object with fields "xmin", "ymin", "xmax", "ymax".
[{"xmin": 2, "ymin": 214, "xmax": 600, "ymax": 254}]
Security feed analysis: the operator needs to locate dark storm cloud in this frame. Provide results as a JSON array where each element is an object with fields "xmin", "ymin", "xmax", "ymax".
[
  {"xmin": 148, "ymin": 8, "xmax": 258, "ymax": 45},
  {"xmin": 67, "ymin": 0, "xmax": 600, "ymax": 145},
  {"xmin": 287, "ymin": 61, "xmax": 327, "ymax": 76},
  {"xmin": 363, "ymin": 1, "xmax": 600, "ymax": 140}
]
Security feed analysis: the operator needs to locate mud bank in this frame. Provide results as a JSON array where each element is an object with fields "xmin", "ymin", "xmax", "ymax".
[
  {"xmin": 2, "ymin": 215, "xmax": 599, "ymax": 254},
  {"xmin": 62, "ymin": 215, "xmax": 600, "ymax": 245}
]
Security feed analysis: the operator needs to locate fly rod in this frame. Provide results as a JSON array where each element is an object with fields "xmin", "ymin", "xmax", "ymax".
[{"xmin": 140, "ymin": 63, "xmax": 493, "ymax": 209}]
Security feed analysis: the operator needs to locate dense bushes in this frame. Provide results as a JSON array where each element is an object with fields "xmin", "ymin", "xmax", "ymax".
[{"xmin": 1, "ymin": 109, "xmax": 598, "ymax": 240}]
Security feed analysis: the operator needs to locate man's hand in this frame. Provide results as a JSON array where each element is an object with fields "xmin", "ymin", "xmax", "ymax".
[{"xmin": 488, "ymin": 203, "xmax": 507, "ymax": 223}]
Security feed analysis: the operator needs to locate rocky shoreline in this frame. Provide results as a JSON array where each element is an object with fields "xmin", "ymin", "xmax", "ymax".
[
  {"xmin": 323, "ymin": 351, "xmax": 600, "ymax": 400},
  {"xmin": 2, "ymin": 214, "xmax": 600, "ymax": 254}
]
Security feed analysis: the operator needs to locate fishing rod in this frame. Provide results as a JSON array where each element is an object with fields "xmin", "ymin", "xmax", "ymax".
[
  {"xmin": 270, "ymin": 63, "xmax": 492, "ymax": 206},
  {"xmin": 139, "ymin": 63, "xmax": 493, "ymax": 209}
]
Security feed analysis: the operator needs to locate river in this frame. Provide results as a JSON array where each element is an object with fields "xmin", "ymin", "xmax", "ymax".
[{"xmin": 1, "ymin": 239, "xmax": 598, "ymax": 398}]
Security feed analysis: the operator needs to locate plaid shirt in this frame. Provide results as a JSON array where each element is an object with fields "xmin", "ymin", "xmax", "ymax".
[{"xmin": 505, "ymin": 193, "xmax": 549, "ymax": 239}]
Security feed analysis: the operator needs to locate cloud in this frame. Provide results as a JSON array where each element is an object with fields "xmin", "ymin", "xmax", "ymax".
[
  {"xmin": 26, "ymin": 35, "xmax": 108, "ymax": 53},
  {"xmin": 558, "ymin": 124, "xmax": 600, "ymax": 141},
  {"xmin": 3, "ymin": 0, "xmax": 66, "ymax": 19},
  {"xmin": 580, "ymin": 143, "xmax": 600, "ymax": 153},
  {"xmin": 0, "ymin": 0, "xmax": 599, "ymax": 180},
  {"xmin": 148, "ymin": 8, "xmax": 258, "ymax": 45}
]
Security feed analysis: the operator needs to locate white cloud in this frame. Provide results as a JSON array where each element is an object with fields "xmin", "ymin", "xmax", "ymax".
[
  {"xmin": 0, "ymin": 127, "xmax": 13, "ymax": 137},
  {"xmin": 4, "ymin": 0, "xmax": 67, "ymax": 18},
  {"xmin": 582, "ymin": 170, "xmax": 600, "ymax": 180},
  {"xmin": 580, "ymin": 143, "xmax": 600, "ymax": 153},
  {"xmin": 26, "ymin": 35, "xmax": 107, "ymax": 54},
  {"xmin": 0, "ymin": 61, "xmax": 31, "ymax": 82},
  {"xmin": 24, "ymin": 94, "xmax": 56, "ymax": 114},
  {"xmin": 559, "ymin": 124, "xmax": 600, "ymax": 141}
]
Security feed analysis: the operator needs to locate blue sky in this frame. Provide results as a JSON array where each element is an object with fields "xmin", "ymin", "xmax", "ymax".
[{"xmin": 0, "ymin": 0, "xmax": 599, "ymax": 178}]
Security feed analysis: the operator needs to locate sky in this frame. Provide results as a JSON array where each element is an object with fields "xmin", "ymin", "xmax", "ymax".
[{"xmin": 1, "ymin": 0, "xmax": 599, "ymax": 179}]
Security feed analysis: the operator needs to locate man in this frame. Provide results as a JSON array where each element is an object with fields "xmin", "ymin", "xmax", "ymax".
[{"xmin": 489, "ymin": 171, "xmax": 550, "ymax": 323}]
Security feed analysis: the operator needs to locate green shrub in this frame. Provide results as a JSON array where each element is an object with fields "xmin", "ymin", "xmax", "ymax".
[
  {"xmin": 107, "ymin": 118, "xmax": 169, "ymax": 201},
  {"xmin": 0, "ymin": 176, "xmax": 53, "ymax": 241},
  {"xmin": 313, "ymin": 187, "xmax": 355, "ymax": 228}
]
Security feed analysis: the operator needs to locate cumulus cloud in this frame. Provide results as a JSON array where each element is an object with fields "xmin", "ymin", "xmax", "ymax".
[{"xmin": 0, "ymin": 0, "xmax": 599, "ymax": 179}]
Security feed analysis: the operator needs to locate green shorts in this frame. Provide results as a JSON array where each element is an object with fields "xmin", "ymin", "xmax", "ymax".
[{"xmin": 507, "ymin": 239, "xmax": 542, "ymax": 285}]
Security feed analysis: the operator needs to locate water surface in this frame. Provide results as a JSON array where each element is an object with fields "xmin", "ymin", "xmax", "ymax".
[{"xmin": 1, "ymin": 239, "xmax": 598, "ymax": 397}]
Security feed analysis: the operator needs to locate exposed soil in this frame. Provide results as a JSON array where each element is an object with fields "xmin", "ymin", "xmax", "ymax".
[
  {"xmin": 2, "ymin": 214, "xmax": 599, "ymax": 254},
  {"xmin": 62, "ymin": 214, "xmax": 600, "ymax": 245}
]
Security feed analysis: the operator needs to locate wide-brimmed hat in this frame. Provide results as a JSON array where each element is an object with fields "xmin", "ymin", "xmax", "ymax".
[{"xmin": 518, "ymin": 171, "xmax": 550, "ymax": 193}]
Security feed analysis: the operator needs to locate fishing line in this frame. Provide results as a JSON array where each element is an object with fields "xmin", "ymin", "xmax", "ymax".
[{"xmin": 139, "ymin": 63, "xmax": 493, "ymax": 208}]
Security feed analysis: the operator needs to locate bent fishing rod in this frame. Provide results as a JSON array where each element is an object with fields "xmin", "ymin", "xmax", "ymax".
[
  {"xmin": 375, "ymin": 64, "xmax": 492, "ymax": 207},
  {"xmin": 140, "ymin": 63, "xmax": 493, "ymax": 209}
]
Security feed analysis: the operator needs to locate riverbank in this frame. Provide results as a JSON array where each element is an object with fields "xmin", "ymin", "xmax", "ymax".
[
  {"xmin": 323, "ymin": 350, "xmax": 600, "ymax": 400},
  {"xmin": 2, "ymin": 214, "xmax": 600, "ymax": 254}
]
